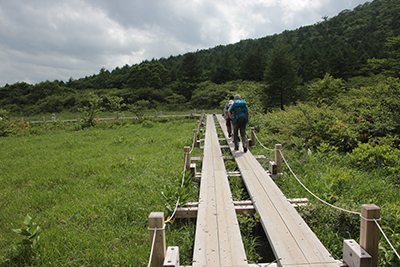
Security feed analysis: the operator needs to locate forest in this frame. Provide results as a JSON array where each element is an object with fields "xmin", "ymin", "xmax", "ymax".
[{"xmin": 0, "ymin": 0, "xmax": 399, "ymax": 117}]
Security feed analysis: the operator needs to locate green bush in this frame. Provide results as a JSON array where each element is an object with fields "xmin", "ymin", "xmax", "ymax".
[
  {"xmin": 307, "ymin": 73, "xmax": 345, "ymax": 106},
  {"xmin": 349, "ymin": 143, "xmax": 400, "ymax": 178},
  {"xmin": 0, "ymin": 109, "xmax": 12, "ymax": 136}
]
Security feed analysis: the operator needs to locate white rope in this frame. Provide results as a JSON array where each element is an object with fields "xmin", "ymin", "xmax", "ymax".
[
  {"xmin": 254, "ymin": 132, "xmax": 275, "ymax": 151},
  {"xmin": 147, "ymin": 226, "xmax": 158, "ymax": 267},
  {"xmin": 254, "ymin": 131, "xmax": 400, "ymax": 260},
  {"xmin": 165, "ymin": 129, "xmax": 197, "ymax": 223},
  {"xmin": 373, "ymin": 218, "xmax": 400, "ymax": 261},
  {"xmin": 279, "ymin": 149, "xmax": 361, "ymax": 216},
  {"xmin": 360, "ymin": 215, "xmax": 381, "ymax": 222},
  {"xmin": 281, "ymin": 148, "xmax": 400, "ymax": 260}
]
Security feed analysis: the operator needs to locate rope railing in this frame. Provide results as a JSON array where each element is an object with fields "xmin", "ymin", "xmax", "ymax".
[
  {"xmin": 148, "ymin": 114, "xmax": 204, "ymax": 267},
  {"xmin": 165, "ymin": 127, "xmax": 198, "ymax": 224},
  {"xmin": 279, "ymin": 149, "xmax": 361, "ymax": 216},
  {"xmin": 254, "ymin": 131, "xmax": 400, "ymax": 261},
  {"xmin": 374, "ymin": 218, "xmax": 400, "ymax": 261}
]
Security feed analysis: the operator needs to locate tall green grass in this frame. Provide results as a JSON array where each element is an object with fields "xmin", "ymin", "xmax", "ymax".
[{"xmin": 0, "ymin": 117, "xmax": 198, "ymax": 266}]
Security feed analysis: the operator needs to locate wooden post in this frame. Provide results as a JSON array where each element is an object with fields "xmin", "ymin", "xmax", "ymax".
[
  {"xmin": 155, "ymin": 111, "xmax": 158, "ymax": 118},
  {"xmin": 193, "ymin": 129, "xmax": 198, "ymax": 148},
  {"xmin": 21, "ymin": 117, "xmax": 24, "ymax": 123},
  {"xmin": 184, "ymin": 146, "xmax": 191, "ymax": 172},
  {"xmin": 250, "ymin": 127, "xmax": 255, "ymax": 147},
  {"xmin": 360, "ymin": 204, "xmax": 380, "ymax": 267},
  {"xmin": 121, "ymin": 112, "xmax": 125, "ymax": 119},
  {"xmin": 160, "ymin": 111, "xmax": 162, "ymax": 117},
  {"xmin": 275, "ymin": 144, "xmax": 282, "ymax": 174},
  {"xmin": 42, "ymin": 117, "xmax": 46, "ymax": 123},
  {"xmin": 51, "ymin": 114, "xmax": 56, "ymax": 122},
  {"xmin": 77, "ymin": 115, "xmax": 80, "ymax": 122},
  {"xmin": 197, "ymin": 112, "xmax": 205, "ymax": 132},
  {"xmin": 148, "ymin": 212, "xmax": 166, "ymax": 267},
  {"xmin": 194, "ymin": 109, "xmax": 196, "ymax": 115}
]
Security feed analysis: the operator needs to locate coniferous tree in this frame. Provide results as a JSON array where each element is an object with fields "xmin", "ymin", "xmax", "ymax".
[
  {"xmin": 240, "ymin": 47, "xmax": 265, "ymax": 82},
  {"xmin": 212, "ymin": 51, "xmax": 236, "ymax": 84},
  {"xmin": 177, "ymin": 52, "xmax": 202, "ymax": 99},
  {"xmin": 264, "ymin": 43, "xmax": 301, "ymax": 110}
]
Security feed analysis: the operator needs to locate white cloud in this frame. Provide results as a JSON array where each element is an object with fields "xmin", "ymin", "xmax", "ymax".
[{"xmin": 0, "ymin": 0, "xmax": 370, "ymax": 85}]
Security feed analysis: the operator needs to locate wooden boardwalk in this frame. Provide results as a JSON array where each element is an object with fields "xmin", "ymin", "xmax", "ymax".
[
  {"xmin": 192, "ymin": 115, "xmax": 248, "ymax": 267},
  {"xmin": 216, "ymin": 114, "xmax": 341, "ymax": 267}
]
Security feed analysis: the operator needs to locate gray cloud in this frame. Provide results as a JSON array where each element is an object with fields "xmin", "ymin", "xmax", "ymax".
[{"xmin": 0, "ymin": 0, "xmax": 369, "ymax": 86}]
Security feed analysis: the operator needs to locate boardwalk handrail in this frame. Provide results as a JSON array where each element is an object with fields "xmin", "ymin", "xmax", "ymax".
[
  {"xmin": 24, "ymin": 112, "xmax": 200, "ymax": 124},
  {"xmin": 253, "ymin": 130, "xmax": 400, "ymax": 265}
]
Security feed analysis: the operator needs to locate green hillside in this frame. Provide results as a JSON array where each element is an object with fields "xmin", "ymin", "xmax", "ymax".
[{"xmin": 1, "ymin": 0, "xmax": 399, "ymax": 115}]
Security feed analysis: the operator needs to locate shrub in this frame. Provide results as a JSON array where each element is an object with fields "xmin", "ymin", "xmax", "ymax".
[
  {"xmin": 308, "ymin": 73, "xmax": 346, "ymax": 106},
  {"xmin": 0, "ymin": 109, "xmax": 12, "ymax": 136},
  {"xmin": 349, "ymin": 143, "xmax": 400, "ymax": 178}
]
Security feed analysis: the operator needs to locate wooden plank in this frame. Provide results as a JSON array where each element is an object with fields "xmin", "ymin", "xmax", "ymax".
[
  {"xmin": 163, "ymin": 246, "xmax": 180, "ymax": 267},
  {"xmin": 175, "ymin": 201, "xmax": 256, "ymax": 219},
  {"xmin": 216, "ymin": 114, "xmax": 340, "ymax": 267},
  {"xmin": 193, "ymin": 115, "xmax": 248, "ymax": 267}
]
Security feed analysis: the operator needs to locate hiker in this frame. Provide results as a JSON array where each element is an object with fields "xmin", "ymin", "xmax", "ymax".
[
  {"xmin": 224, "ymin": 95, "xmax": 235, "ymax": 137},
  {"xmin": 228, "ymin": 94, "xmax": 249, "ymax": 153}
]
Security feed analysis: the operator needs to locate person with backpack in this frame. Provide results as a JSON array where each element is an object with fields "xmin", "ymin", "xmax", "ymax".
[
  {"xmin": 223, "ymin": 95, "xmax": 235, "ymax": 137},
  {"xmin": 228, "ymin": 94, "xmax": 249, "ymax": 153}
]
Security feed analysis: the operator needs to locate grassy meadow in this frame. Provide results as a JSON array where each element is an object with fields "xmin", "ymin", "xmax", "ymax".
[
  {"xmin": 0, "ymin": 117, "xmax": 199, "ymax": 266},
  {"xmin": 1, "ymin": 108, "xmax": 400, "ymax": 266}
]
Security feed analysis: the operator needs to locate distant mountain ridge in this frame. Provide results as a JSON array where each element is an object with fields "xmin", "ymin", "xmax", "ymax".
[{"xmin": 67, "ymin": 0, "xmax": 399, "ymax": 88}]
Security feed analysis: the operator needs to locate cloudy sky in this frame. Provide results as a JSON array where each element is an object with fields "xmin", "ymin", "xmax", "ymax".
[{"xmin": 0, "ymin": 0, "xmax": 369, "ymax": 86}]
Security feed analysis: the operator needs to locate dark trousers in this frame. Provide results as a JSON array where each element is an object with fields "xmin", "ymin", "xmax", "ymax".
[
  {"xmin": 233, "ymin": 122, "xmax": 247, "ymax": 149},
  {"xmin": 226, "ymin": 118, "xmax": 232, "ymax": 136}
]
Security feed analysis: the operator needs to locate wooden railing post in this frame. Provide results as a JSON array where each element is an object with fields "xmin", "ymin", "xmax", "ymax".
[
  {"xmin": 275, "ymin": 144, "xmax": 282, "ymax": 174},
  {"xmin": 360, "ymin": 204, "xmax": 380, "ymax": 267},
  {"xmin": 148, "ymin": 212, "xmax": 166, "ymax": 267},
  {"xmin": 197, "ymin": 111, "xmax": 205, "ymax": 132},
  {"xmin": 77, "ymin": 115, "xmax": 80, "ymax": 122},
  {"xmin": 193, "ymin": 129, "xmax": 198, "ymax": 148},
  {"xmin": 184, "ymin": 146, "xmax": 191, "ymax": 172}
]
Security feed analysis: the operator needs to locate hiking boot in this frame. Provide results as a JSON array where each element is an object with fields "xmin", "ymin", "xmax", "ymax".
[
  {"xmin": 235, "ymin": 147, "xmax": 239, "ymax": 151},
  {"xmin": 244, "ymin": 147, "xmax": 248, "ymax": 153}
]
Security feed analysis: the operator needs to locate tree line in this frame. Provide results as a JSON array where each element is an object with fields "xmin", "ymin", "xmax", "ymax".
[{"xmin": 0, "ymin": 0, "xmax": 399, "ymax": 116}]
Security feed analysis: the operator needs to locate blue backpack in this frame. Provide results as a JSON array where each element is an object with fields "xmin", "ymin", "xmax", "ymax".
[{"xmin": 232, "ymin": 100, "xmax": 248, "ymax": 125}]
